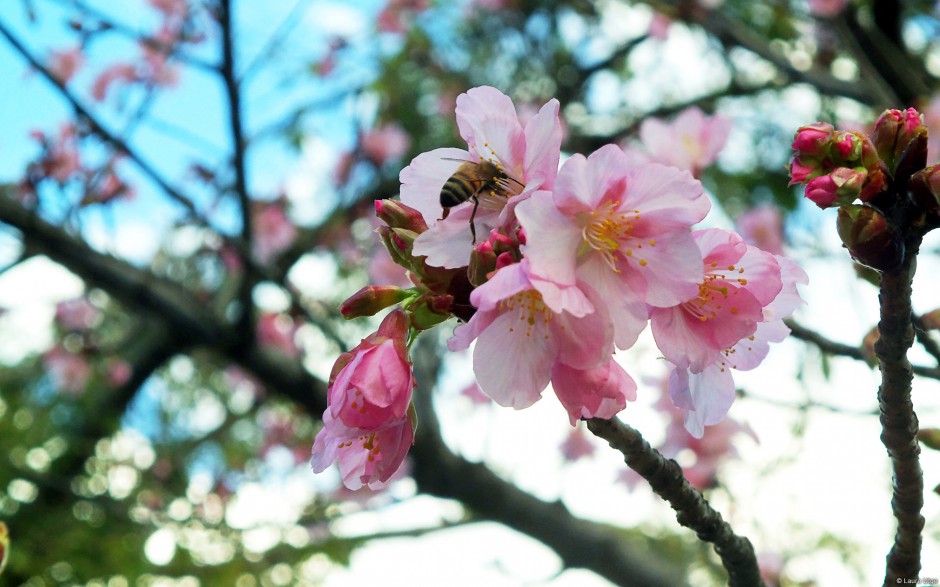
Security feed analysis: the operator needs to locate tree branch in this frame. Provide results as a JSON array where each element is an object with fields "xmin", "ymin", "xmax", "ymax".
[
  {"xmin": 0, "ymin": 189, "xmax": 685, "ymax": 584},
  {"xmin": 219, "ymin": 0, "xmax": 255, "ymax": 342},
  {"xmin": 586, "ymin": 417, "xmax": 764, "ymax": 587},
  {"xmin": 876, "ymin": 237, "xmax": 925, "ymax": 585},
  {"xmin": 0, "ymin": 20, "xmax": 202, "ymax": 218}
]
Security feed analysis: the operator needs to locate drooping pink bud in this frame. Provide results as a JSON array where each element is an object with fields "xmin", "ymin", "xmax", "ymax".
[
  {"xmin": 804, "ymin": 167, "xmax": 865, "ymax": 208},
  {"xmin": 340, "ymin": 285, "xmax": 410, "ymax": 319}
]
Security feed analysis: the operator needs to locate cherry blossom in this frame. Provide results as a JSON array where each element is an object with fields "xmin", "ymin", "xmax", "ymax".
[
  {"xmin": 517, "ymin": 144, "xmax": 710, "ymax": 348},
  {"xmin": 650, "ymin": 228, "xmax": 782, "ymax": 373},
  {"xmin": 55, "ymin": 297, "xmax": 100, "ymax": 331},
  {"xmin": 638, "ymin": 107, "xmax": 732, "ymax": 176},
  {"xmin": 251, "ymin": 200, "xmax": 298, "ymax": 265},
  {"xmin": 400, "ymin": 85, "xmax": 562, "ymax": 268},
  {"xmin": 560, "ymin": 425, "xmax": 596, "ymax": 462},
  {"xmin": 448, "ymin": 259, "xmax": 615, "ymax": 411},
  {"xmin": 361, "ymin": 123, "xmax": 412, "ymax": 165},
  {"xmin": 658, "ymin": 239, "xmax": 807, "ymax": 437},
  {"xmin": 257, "ymin": 313, "xmax": 300, "ymax": 359},
  {"xmin": 43, "ymin": 345, "xmax": 91, "ymax": 395},
  {"xmin": 48, "ymin": 46, "xmax": 85, "ymax": 84},
  {"xmin": 311, "ymin": 409, "xmax": 414, "ymax": 491},
  {"xmin": 736, "ymin": 205, "xmax": 785, "ymax": 255}
]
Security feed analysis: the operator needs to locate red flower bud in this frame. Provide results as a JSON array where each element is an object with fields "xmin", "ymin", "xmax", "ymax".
[
  {"xmin": 792, "ymin": 122, "xmax": 834, "ymax": 157},
  {"xmin": 375, "ymin": 198, "xmax": 428, "ymax": 233},
  {"xmin": 872, "ymin": 108, "xmax": 928, "ymax": 176},
  {"xmin": 836, "ymin": 204, "xmax": 904, "ymax": 271},
  {"xmin": 340, "ymin": 285, "xmax": 410, "ymax": 319}
]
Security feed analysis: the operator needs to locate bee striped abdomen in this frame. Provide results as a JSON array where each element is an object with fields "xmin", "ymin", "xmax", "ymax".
[{"xmin": 440, "ymin": 175, "xmax": 475, "ymax": 208}]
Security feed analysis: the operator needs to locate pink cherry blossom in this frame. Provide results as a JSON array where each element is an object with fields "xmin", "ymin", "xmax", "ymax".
[
  {"xmin": 448, "ymin": 260, "xmax": 614, "ymax": 410},
  {"xmin": 638, "ymin": 107, "xmax": 732, "ymax": 176},
  {"xmin": 55, "ymin": 297, "xmax": 100, "ymax": 331},
  {"xmin": 43, "ymin": 346, "xmax": 91, "ymax": 395},
  {"xmin": 400, "ymin": 86, "xmax": 562, "ymax": 268},
  {"xmin": 552, "ymin": 359, "xmax": 637, "ymax": 425},
  {"xmin": 516, "ymin": 145, "xmax": 710, "ymax": 348},
  {"xmin": 361, "ymin": 123, "xmax": 411, "ymax": 165},
  {"xmin": 663, "ymin": 249, "xmax": 806, "ymax": 437},
  {"xmin": 106, "ymin": 358, "xmax": 133, "ymax": 387},
  {"xmin": 48, "ymin": 46, "xmax": 85, "ymax": 84},
  {"xmin": 647, "ymin": 12, "xmax": 672, "ymax": 40},
  {"xmin": 650, "ymin": 228, "xmax": 783, "ymax": 373},
  {"xmin": 91, "ymin": 63, "xmax": 138, "ymax": 102},
  {"xmin": 808, "ymin": 0, "xmax": 848, "ymax": 18},
  {"xmin": 560, "ymin": 426, "xmax": 596, "ymax": 462},
  {"xmin": 148, "ymin": 0, "xmax": 188, "ymax": 18},
  {"xmin": 251, "ymin": 201, "xmax": 298, "ymax": 265},
  {"xmin": 327, "ymin": 310, "xmax": 414, "ymax": 430},
  {"xmin": 659, "ymin": 400, "xmax": 758, "ymax": 488},
  {"xmin": 311, "ymin": 409, "xmax": 414, "ymax": 490},
  {"xmin": 257, "ymin": 313, "xmax": 300, "ymax": 359},
  {"xmin": 736, "ymin": 205, "xmax": 785, "ymax": 255}
]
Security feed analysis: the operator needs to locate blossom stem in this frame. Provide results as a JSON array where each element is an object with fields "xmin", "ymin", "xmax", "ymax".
[
  {"xmin": 876, "ymin": 235, "xmax": 925, "ymax": 586},
  {"xmin": 586, "ymin": 417, "xmax": 764, "ymax": 587}
]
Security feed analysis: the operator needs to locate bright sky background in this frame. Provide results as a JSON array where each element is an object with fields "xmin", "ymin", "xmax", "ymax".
[{"xmin": 2, "ymin": 1, "xmax": 940, "ymax": 585}]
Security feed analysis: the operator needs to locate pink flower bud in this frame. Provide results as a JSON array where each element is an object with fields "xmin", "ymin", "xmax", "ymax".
[
  {"xmin": 375, "ymin": 199, "xmax": 428, "ymax": 233},
  {"xmin": 872, "ymin": 108, "xmax": 928, "ymax": 175},
  {"xmin": 340, "ymin": 285, "xmax": 410, "ymax": 319},
  {"xmin": 804, "ymin": 174, "xmax": 840, "ymax": 208},
  {"xmin": 326, "ymin": 309, "xmax": 414, "ymax": 430},
  {"xmin": 832, "ymin": 131, "xmax": 861, "ymax": 161},
  {"xmin": 787, "ymin": 156, "xmax": 818, "ymax": 186},
  {"xmin": 791, "ymin": 122, "xmax": 834, "ymax": 157}
]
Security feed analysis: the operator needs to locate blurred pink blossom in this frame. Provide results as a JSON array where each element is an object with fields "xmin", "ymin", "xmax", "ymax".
[
  {"xmin": 638, "ymin": 106, "xmax": 732, "ymax": 176},
  {"xmin": 459, "ymin": 381, "xmax": 491, "ymax": 405},
  {"xmin": 55, "ymin": 297, "xmax": 100, "ymax": 331},
  {"xmin": 736, "ymin": 205, "xmax": 785, "ymax": 255},
  {"xmin": 48, "ymin": 46, "xmax": 85, "ymax": 83},
  {"xmin": 647, "ymin": 12, "xmax": 672, "ymax": 40},
  {"xmin": 808, "ymin": 0, "xmax": 848, "ymax": 17},
  {"xmin": 560, "ymin": 426, "xmax": 595, "ymax": 462},
  {"xmin": 252, "ymin": 201, "xmax": 298, "ymax": 265},
  {"xmin": 43, "ymin": 346, "xmax": 91, "ymax": 395},
  {"xmin": 91, "ymin": 63, "xmax": 138, "ymax": 102},
  {"xmin": 361, "ymin": 123, "xmax": 412, "ymax": 165},
  {"xmin": 148, "ymin": 0, "xmax": 188, "ymax": 18},
  {"xmin": 377, "ymin": 0, "xmax": 429, "ymax": 33},
  {"xmin": 106, "ymin": 358, "xmax": 133, "ymax": 387},
  {"xmin": 923, "ymin": 95, "xmax": 940, "ymax": 163},
  {"xmin": 257, "ymin": 313, "xmax": 301, "ymax": 359}
]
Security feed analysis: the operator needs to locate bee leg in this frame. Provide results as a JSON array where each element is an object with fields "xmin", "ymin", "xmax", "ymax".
[
  {"xmin": 440, "ymin": 208, "xmax": 451, "ymax": 221},
  {"xmin": 469, "ymin": 195, "xmax": 479, "ymax": 244}
]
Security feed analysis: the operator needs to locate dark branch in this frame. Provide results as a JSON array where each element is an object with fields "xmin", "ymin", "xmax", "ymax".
[
  {"xmin": 876, "ymin": 237, "xmax": 925, "ymax": 585},
  {"xmin": 0, "ymin": 21, "xmax": 202, "ymax": 218},
  {"xmin": 219, "ymin": 0, "xmax": 255, "ymax": 341},
  {"xmin": 586, "ymin": 417, "xmax": 764, "ymax": 587}
]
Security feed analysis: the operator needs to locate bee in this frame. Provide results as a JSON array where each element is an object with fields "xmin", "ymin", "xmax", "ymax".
[{"xmin": 440, "ymin": 160, "xmax": 523, "ymax": 243}]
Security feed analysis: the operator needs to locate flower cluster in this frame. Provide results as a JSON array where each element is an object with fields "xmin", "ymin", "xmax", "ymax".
[
  {"xmin": 789, "ymin": 108, "xmax": 940, "ymax": 272},
  {"xmin": 314, "ymin": 86, "xmax": 805, "ymax": 489}
]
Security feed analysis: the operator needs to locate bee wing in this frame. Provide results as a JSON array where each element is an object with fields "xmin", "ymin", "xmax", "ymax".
[{"xmin": 400, "ymin": 148, "xmax": 471, "ymax": 221}]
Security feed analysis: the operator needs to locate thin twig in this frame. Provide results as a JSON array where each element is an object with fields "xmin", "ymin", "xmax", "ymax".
[
  {"xmin": 219, "ymin": 0, "xmax": 254, "ymax": 341},
  {"xmin": 586, "ymin": 417, "xmax": 764, "ymax": 587},
  {"xmin": 0, "ymin": 20, "xmax": 202, "ymax": 219}
]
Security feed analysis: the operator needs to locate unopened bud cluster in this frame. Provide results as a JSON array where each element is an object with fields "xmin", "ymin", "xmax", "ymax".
[{"xmin": 789, "ymin": 108, "xmax": 937, "ymax": 271}]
